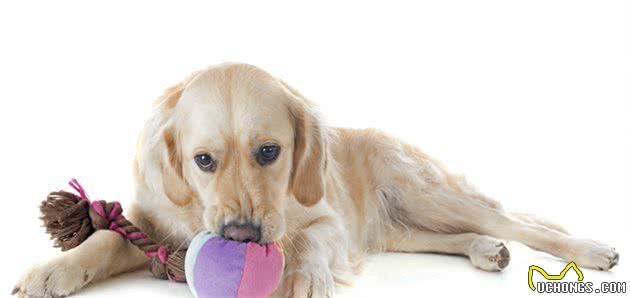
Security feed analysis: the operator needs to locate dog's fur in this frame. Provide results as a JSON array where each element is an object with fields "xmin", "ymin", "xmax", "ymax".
[{"xmin": 15, "ymin": 63, "xmax": 619, "ymax": 297}]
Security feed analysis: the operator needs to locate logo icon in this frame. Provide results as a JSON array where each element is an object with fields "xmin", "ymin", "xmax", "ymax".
[{"xmin": 528, "ymin": 261, "xmax": 583, "ymax": 291}]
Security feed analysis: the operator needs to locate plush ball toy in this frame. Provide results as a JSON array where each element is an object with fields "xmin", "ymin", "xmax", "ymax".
[
  {"xmin": 185, "ymin": 232, "xmax": 285, "ymax": 298},
  {"xmin": 38, "ymin": 179, "xmax": 284, "ymax": 298}
]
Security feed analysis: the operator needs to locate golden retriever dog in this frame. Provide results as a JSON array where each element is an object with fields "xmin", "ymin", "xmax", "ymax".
[{"xmin": 15, "ymin": 63, "xmax": 619, "ymax": 297}]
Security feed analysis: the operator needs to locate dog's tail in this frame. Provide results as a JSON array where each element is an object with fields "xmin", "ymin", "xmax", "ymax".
[{"xmin": 510, "ymin": 212, "xmax": 569, "ymax": 235}]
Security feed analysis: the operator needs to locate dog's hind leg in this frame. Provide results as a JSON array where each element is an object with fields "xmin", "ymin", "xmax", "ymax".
[
  {"xmin": 510, "ymin": 212, "xmax": 569, "ymax": 235},
  {"xmin": 408, "ymin": 186, "xmax": 617, "ymax": 270},
  {"xmin": 367, "ymin": 136, "xmax": 617, "ymax": 271},
  {"xmin": 385, "ymin": 229, "xmax": 510, "ymax": 271},
  {"xmin": 448, "ymin": 201, "xmax": 619, "ymax": 271},
  {"xmin": 392, "ymin": 182, "xmax": 617, "ymax": 270}
]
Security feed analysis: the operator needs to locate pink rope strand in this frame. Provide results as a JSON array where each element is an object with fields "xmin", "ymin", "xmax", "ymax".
[{"xmin": 69, "ymin": 178, "xmax": 89, "ymax": 201}]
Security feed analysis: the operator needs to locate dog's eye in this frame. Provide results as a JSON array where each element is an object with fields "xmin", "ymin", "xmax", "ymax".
[
  {"xmin": 194, "ymin": 153, "xmax": 216, "ymax": 172},
  {"xmin": 256, "ymin": 144, "xmax": 281, "ymax": 166}
]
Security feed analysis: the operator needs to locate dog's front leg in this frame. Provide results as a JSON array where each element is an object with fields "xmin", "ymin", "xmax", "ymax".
[
  {"xmin": 276, "ymin": 216, "xmax": 345, "ymax": 298},
  {"xmin": 14, "ymin": 206, "xmax": 150, "ymax": 298}
]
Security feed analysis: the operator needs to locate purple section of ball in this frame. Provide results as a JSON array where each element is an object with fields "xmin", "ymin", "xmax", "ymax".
[{"xmin": 193, "ymin": 236, "xmax": 247, "ymax": 298}]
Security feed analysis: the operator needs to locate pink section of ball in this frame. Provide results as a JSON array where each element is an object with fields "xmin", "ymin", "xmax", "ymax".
[{"xmin": 236, "ymin": 242, "xmax": 285, "ymax": 298}]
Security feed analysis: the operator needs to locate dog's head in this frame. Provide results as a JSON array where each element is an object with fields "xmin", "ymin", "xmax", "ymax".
[{"xmin": 136, "ymin": 63, "xmax": 327, "ymax": 243}]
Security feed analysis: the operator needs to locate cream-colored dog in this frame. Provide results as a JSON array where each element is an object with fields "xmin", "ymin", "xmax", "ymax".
[{"xmin": 15, "ymin": 63, "xmax": 619, "ymax": 297}]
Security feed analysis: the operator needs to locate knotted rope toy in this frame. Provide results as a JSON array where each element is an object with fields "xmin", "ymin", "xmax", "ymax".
[{"xmin": 39, "ymin": 179, "xmax": 285, "ymax": 298}]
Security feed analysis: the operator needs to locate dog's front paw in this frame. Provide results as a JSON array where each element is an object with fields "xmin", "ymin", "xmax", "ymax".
[
  {"xmin": 13, "ymin": 257, "xmax": 93, "ymax": 298},
  {"xmin": 280, "ymin": 261, "xmax": 335, "ymax": 298},
  {"xmin": 568, "ymin": 238, "xmax": 619, "ymax": 270}
]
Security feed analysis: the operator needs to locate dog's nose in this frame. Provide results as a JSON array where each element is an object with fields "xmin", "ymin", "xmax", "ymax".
[{"xmin": 221, "ymin": 222, "xmax": 261, "ymax": 243}]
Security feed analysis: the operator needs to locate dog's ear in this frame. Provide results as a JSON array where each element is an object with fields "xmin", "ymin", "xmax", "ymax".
[
  {"xmin": 159, "ymin": 124, "xmax": 193, "ymax": 206},
  {"xmin": 135, "ymin": 78, "xmax": 196, "ymax": 206},
  {"xmin": 282, "ymin": 81, "xmax": 327, "ymax": 207}
]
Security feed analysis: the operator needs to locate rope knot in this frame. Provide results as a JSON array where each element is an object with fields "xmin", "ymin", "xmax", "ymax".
[{"xmin": 87, "ymin": 200, "xmax": 123, "ymax": 230}]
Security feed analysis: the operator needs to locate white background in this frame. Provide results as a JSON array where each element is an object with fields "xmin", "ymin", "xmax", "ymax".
[{"xmin": 0, "ymin": 1, "xmax": 628, "ymax": 297}]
